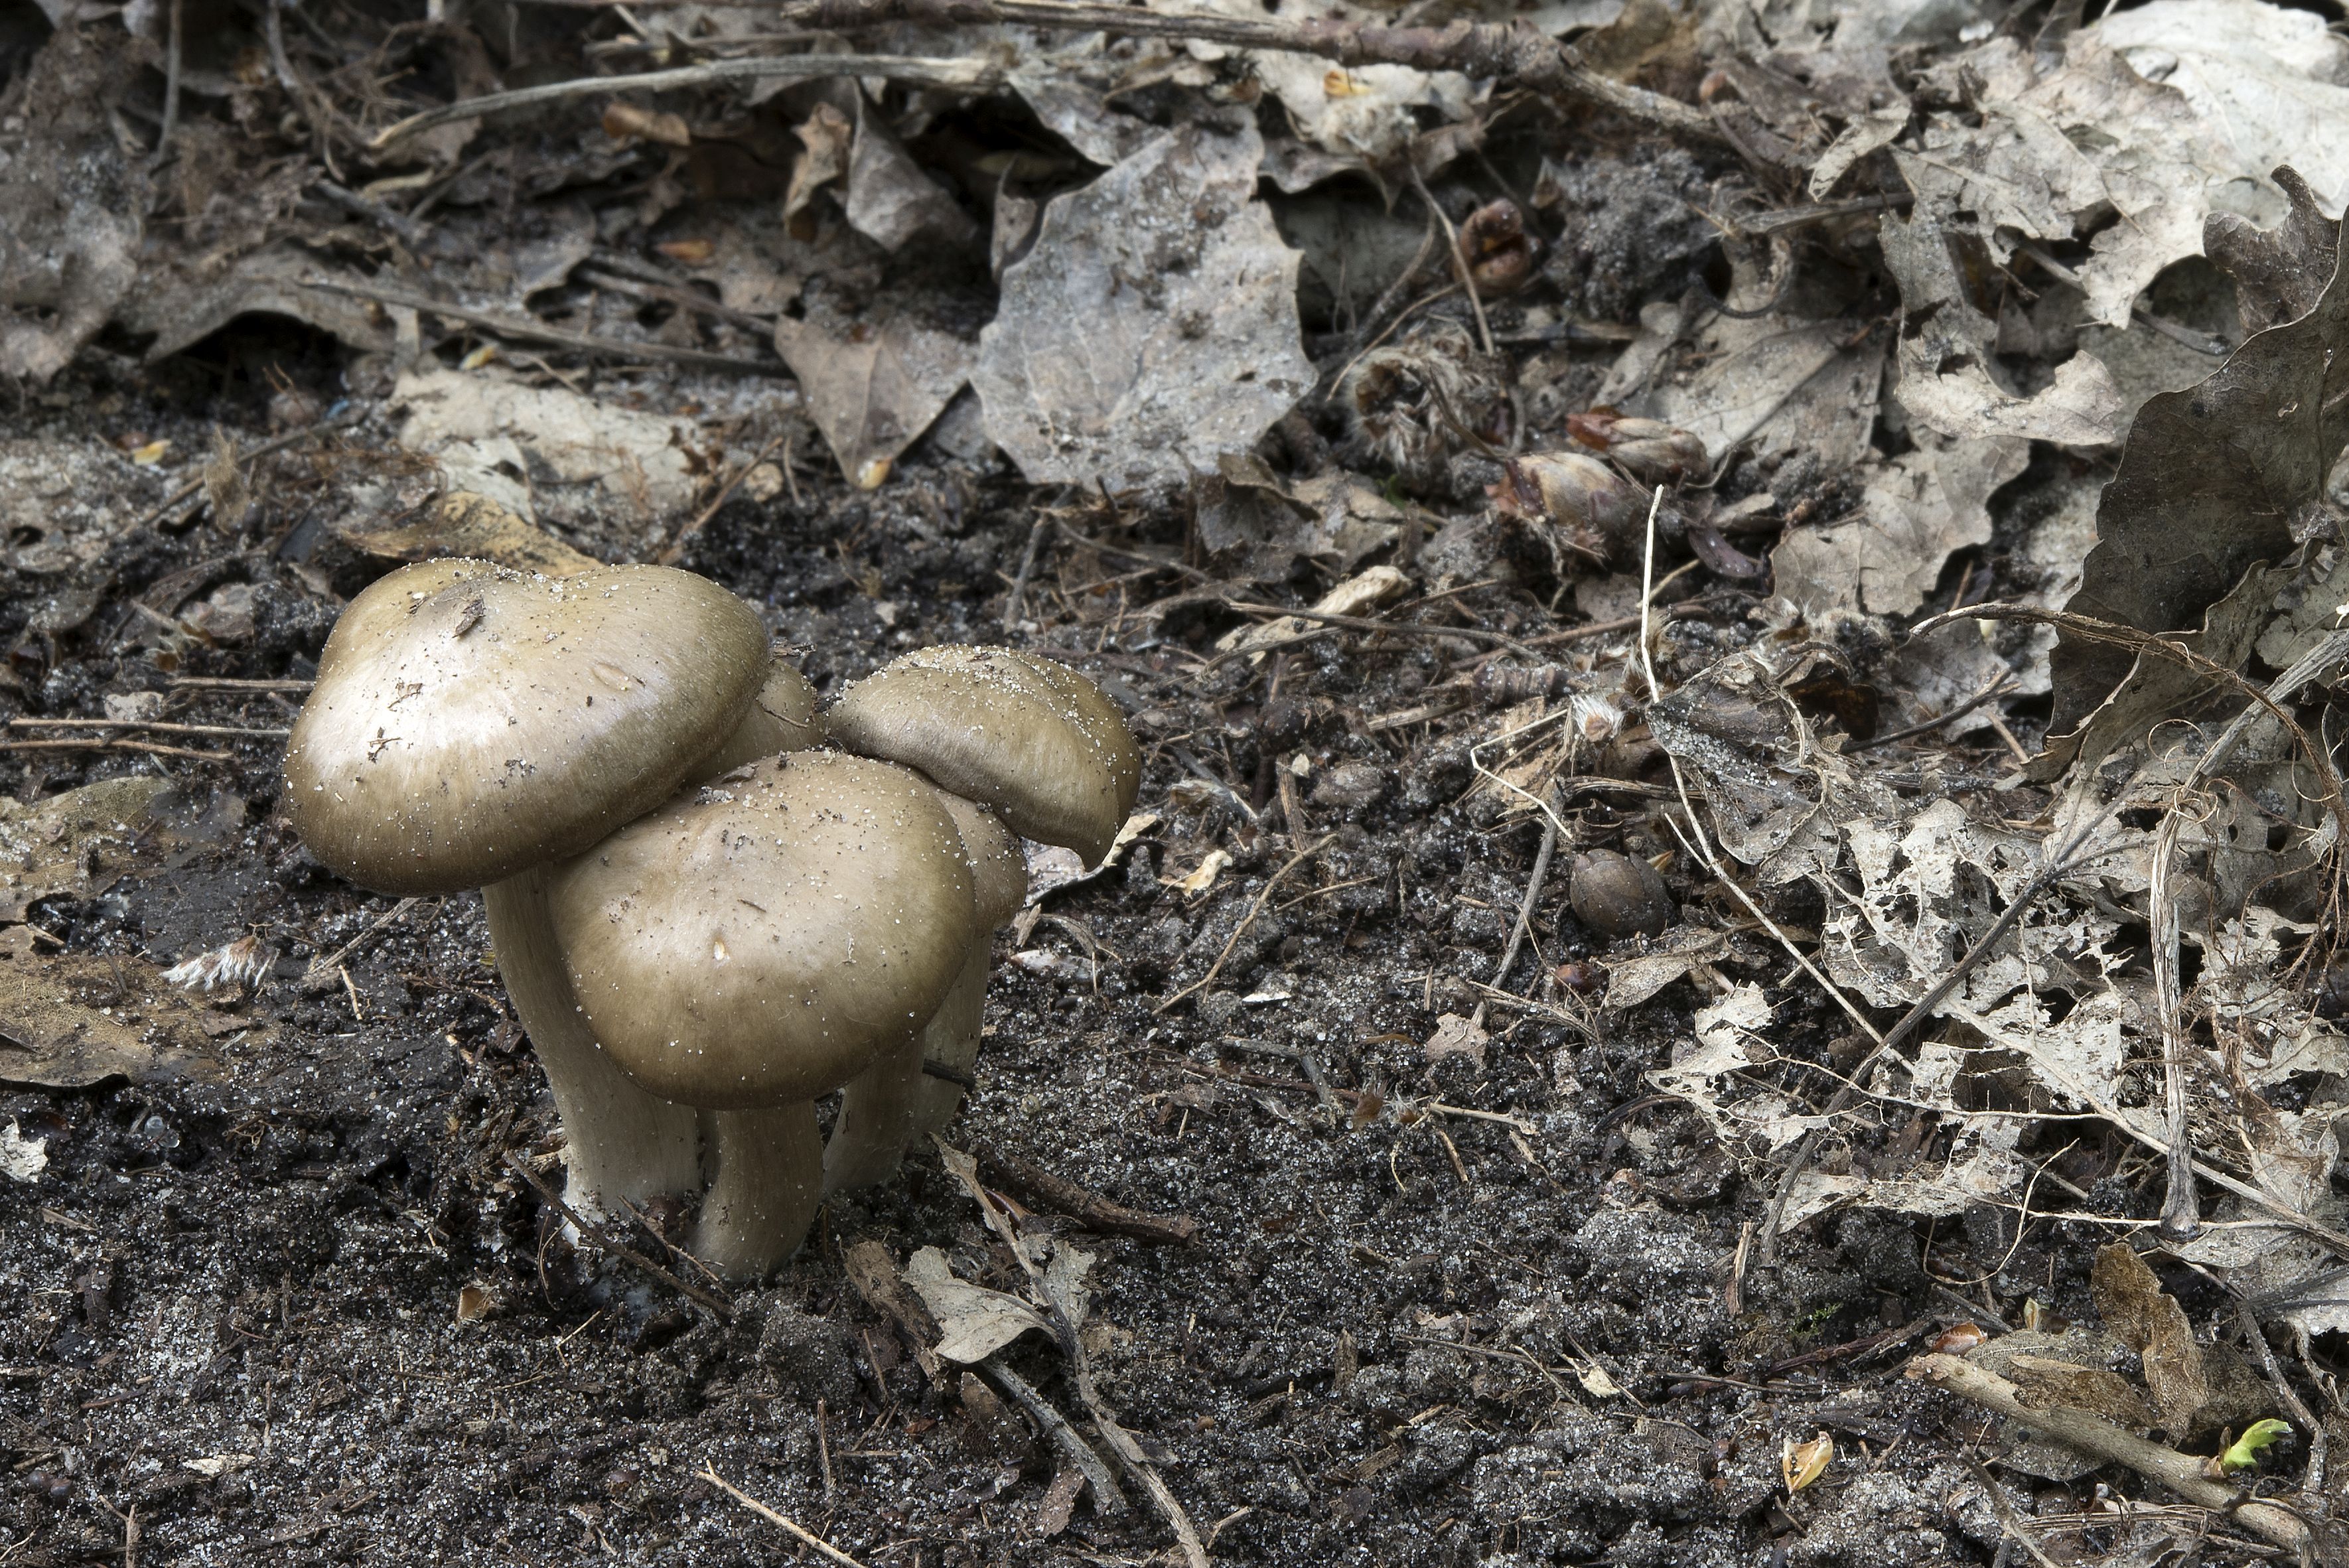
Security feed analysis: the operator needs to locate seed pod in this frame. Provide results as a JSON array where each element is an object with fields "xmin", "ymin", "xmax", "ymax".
[
  {"xmin": 1553, "ymin": 960, "xmax": 1603, "ymax": 995},
  {"xmin": 1568, "ymin": 849, "xmax": 1673, "ymax": 938},
  {"xmin": 1457, "ymin": 198, "xmax": 1537, "ymax": 296},
  {"xmin": 1567, "ymin": 408, "xmax": 1709, "ymax": 484},
  {"xmin": 1490, "ymin": 451, "xmax": 1651, "ymax": 567}
]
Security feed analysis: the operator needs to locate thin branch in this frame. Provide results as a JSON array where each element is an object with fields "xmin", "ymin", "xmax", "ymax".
[
  {"xmin": 500, "ymin": 1151, "xmax": 734, "ymax": 1318},
  {"xmin": 699, "ymin": 1469, "xmax": 870, "ymax": 1568},
  {"xmin": 1155, "ymin": 836, "xmax": 1333, "ymax": 1013},
  {"xmin": 369, "ymin": 55, "xmax": 1001, "ymax": 150},
  {"xmin": 1911, "ymin": 1355, "xmax": 2307, "ymax": 1551},
  {"xmin": 301, "ymin": 277, "xmax": 786, "ymax": 373}
]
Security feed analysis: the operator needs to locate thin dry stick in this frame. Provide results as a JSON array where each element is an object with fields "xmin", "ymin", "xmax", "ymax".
[
  {"xmin": 699, "ymin": 1468, "xmax": 870, "ymax": 1568},
  {"xmin": 938, "ymin": 1143, "xmax": 1206, "ymax": 1568},
  {"xmin": 2149, "ymin": 800, "xmax": 2202, "ymax": 1242},
  {"xmin": 301, "ymin": 277, "xmax": 784, "ymax": 374},
  {"xmin": 1003, "ymin": 515, "xmax": 1052, "ymax": 627},
  {"xmin": 977, "ymin": 1358, "xmax": 1127, "ymax": 1516},
  {"xmin": 1910, "ymin": 1355, "xmax": 2308, "ymax": 1551},
  {"xmin": 1155, "ymin": 835, "xmax": 1334, "ymax": 1014},
  {"xmin": 1961, "ymin": 1456, "xmax": 2067, "ymax": 1568},
  {"xmin": 7, "ymin": 719, "xmax": 290, "ymax": 739},
  {"xmin": 500, "ymin": 1152, "xmax": 733, "ymax": 1318},
  {"xmin": 300, "ymin": 897, "xmax": 421, "ymax": 995},
  {"xmin": 1408, "ymin": 163, "xmax": 1494, "ymax": 357},
  {"xmin": 151, "ymin": 0, "xmax": 183, "ymax": 170},
  {"xmin": 1468, "ymin": 784, "xmax": 1560, "ymax": 1033},
  {"xmin": 370, "ymin": 55, "xmax": 999, "ymax": 149},
  {"xmin": 1218, "ymin": 601, "xmax": 1541, "ymax": 660},
  {"xmin": 0, "ymin": 739, "xmax": 231, "ymax": 763},
  {"xmin": 662, "ymin": 433, "xmax": 787, "ymax": 565},
  {"xmin": 662, "ymin": 0, "xmax": 1723, "ymax": 142}
]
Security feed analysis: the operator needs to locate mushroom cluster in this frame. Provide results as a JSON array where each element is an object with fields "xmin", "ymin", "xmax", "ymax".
[{"xmin": 284, "ymin": 559, "xmax": 1139, "ymax": 1277}]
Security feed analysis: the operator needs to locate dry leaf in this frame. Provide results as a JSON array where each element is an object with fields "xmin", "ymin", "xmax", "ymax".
[
  {"xmin": 2091, "ymin": 1244, "xmax": 2209, "ymax": 1434},
  {"xmin": 901, "ymin": 1246, "xmax": 1052, "ymax": 1363},
  {"xmin": 845, "ymin": 96, "xmax": 979, "ymax": 252},
  {"xmin": 393, "ymin": 368, "xmax": 702, "ymax": 528},
  {"xmin": 0, "ymin": 1121, "xmax": 48, "ymax": 1183},
  {"xmin": 1782, "ymin": 1431, "xmax": 1833, "ymax": 1492},
  {"xmin": 602, "ymin": 102, "xmax": 691, "ymax": 148},
  {"xmin": 1422, "ymin": 1013, "xmax": 1489, "ymax": 1068},
  {"xmin": 0, "ymin": 949, "xmax": 226, "ymax": 1089},
  {"xmin": 455, "ymin": 1281, "xmax": 499, "ymax": 1322},
  {"xmin": 1167, "ymin": 850, "xmax": 1232, "ymax": 896},
  {"xmin": 1772, "ymin": 431, "xmax": 2028, "ymax": 618},
  {"xmin": 334, "ymin": 491, "xmax": 600, "ymax": 577},
  {"xmin": 1033, "ymin": 1467, "xmax": 1088, "ymax": 1536},
  {"xmin": 975, "ymin": 119, "xmax": 1315, "ymax": 492},
  {"xmin": 784, "ymin": 103, "xmax": 853, "ymax": 230},
  {"xmin": 772, "ymin": 287, "xmax": 976, "ymax": 489},
  {"xmin": 0, "ymin": 34, "xmax": 145, "ymax": 384},
  {"xmin": 0, "ymin": 776, "xmax": 175, "ymax": 923}
]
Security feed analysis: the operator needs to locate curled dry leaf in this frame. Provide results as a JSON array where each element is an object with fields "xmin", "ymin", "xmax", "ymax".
[
  {"xmin": 902, "ymin": 1246, "xmax": 1053, "ymax": 1364},
  {"xmin": 2051, "ymin": 173, "xmax": 2349, "ymax": 735},
  {"xmin": 0, "ymin": 33, "xmax": 145, "ymax": 384},
  {"xmin": 2090, "ymin": 1244, "xmax": 2208, "ymax": 1435},
  {"xmin": 973, "ymin": 119, "xmax": 1315, "ymax": 492},
  {"xmin": 1780, "ymin": 1431, "xmax": 1832, "ymax": 1492},
  {"xmin": 334, "ymin": 491, "xmax": 600, "ymax": 577}
]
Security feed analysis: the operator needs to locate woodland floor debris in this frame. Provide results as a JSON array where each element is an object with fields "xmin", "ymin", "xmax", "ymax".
[{"xmin": 4, "ymin": 0, "xmax": 2349, "ymax": 1563}]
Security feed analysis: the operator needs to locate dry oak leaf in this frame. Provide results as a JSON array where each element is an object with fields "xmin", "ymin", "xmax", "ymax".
[{"xmin": 974, "ymin": 117, "xmax": 1315, "ymax": 492}]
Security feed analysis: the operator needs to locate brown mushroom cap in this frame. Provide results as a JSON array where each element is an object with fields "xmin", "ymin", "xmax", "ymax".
[
  {"xmin": 544, "ymin": 752, "xmax": 977, "ymax": 1109},
  {"xmin": 825, "ymin": 646, "xmax": 1141, "ymax": 863},
  {"xmin": 934, "ymin": 793, "xmax": 1027, "ymax": 928},
  {"xmin": 283, "ymin": 560, "xmax": 768, "ymax": 895},
  {"xmin": 689, "ymin": 658, "xmax": 827, "ymax": 782}
]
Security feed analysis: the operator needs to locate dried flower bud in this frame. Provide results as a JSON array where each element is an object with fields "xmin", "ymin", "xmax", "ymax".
[
  {"xmin": 1457, "ymin": 199, "xmax": 1537, "ymax": 296},
  {"xmin": 1490, "ymin": 451, "xmax": 1652, "ymax": 567},
  {"xmin": 1928, "ymin": 1322, "xmax": 1987, "ymax": 1355},
  {"xmin": 1568, "ymin": 849, "xmax": 1673, "ymax": 939},
  {"xmin": 1553, "ymin": 960, "xmax": 1603, "ymax": 995},
  {"xmin": 1567, "ymin": 408, "xmax": 1709, "ymax": 483}
]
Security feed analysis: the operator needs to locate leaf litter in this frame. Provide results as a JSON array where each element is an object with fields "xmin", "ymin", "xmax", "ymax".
[{"xmin": 5, "ymin": 0, "xmax": 2349, "ymax": 1559}]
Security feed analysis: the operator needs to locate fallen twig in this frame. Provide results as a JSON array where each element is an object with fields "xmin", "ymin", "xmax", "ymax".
[
  {"xmin": 500, "ymin": 1151, "xmax": 733, "ymax": 1318},
  {"xmin": 1155, "ymin": 835, "xmax": 1333, "ymax": 1013},
  {"xmin": 7, "ymin": 719, "xmax": 290, "ymax": 739},
  {"xmin": 975, "ymin": 1358, "xmax": 1127, "ymax": 1518},
  {"xmin": 1469, "ymin": 782, "xmax": 1560, "ymax": 1032},
  {"xmin": 0, "ymin": 739, "xmax": 232, "ymax": 762},
  {"xmin": 938, "ymin": 1141, "xmax": 1207, "ymax": 1567},
  {"xmin": 970, "ymin": 1142, "xmax": 1201, "ymax": 1246},
  {"xmin": 301, "ymin": 277, "xmax": 785, "ymax": 373},
  {"xmin": 1909, "ymin": 1354, "xmax": 2308, "ymax": 1551},
  {"xmin": 370, "ymin": 55, "xmax": 999, "ymax": 149},
  {"xmin": 699, "ymin": 1468, "xmax": 869, "ymax": 1568},
  {"xmin": 300, "ymin": 897, "xmax": 421, "ymax": 995}
]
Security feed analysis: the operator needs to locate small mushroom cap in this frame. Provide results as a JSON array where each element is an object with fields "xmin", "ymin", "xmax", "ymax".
[
  {"xmin": 689, "ymin": 658, "xmax": 827, "ymax": 782},
  {"xmin": 825, "ymin": 646, "xmax": 1141, "ymax": 864},
  {"xmin": 284, "ymin": 560, "xmax": 768, "ymax": 895},
  {"xmin": 545, "ymin": 752, "xmax": 978, "ymax": 1109},
  {"xmin": 934, "ymin": 793, "xmax": 1027, "ymax": 928}
]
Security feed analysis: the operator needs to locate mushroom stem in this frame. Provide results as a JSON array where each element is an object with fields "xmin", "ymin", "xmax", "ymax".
[
  {"xmin": 694, "ymin": 1102, "xmax": 823, "ymax": 1279},
  {"xmin": 483, "ymin": 868, "xmax": 701, "ymax": 1219},
  {"xmin": 908, "ymin": 944, "xmax": 990, "ymax": 1138}
]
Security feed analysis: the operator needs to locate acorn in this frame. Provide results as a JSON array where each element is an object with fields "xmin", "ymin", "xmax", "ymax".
[{"xmin": 1568, "ymin": 849, "xmax": 1673, "ymax": 938}]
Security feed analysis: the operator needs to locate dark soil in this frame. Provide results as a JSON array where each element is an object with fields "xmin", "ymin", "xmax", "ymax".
[{"xmin": 0, "ymin": 348, "xmax": 2114, "ymax": 1568}]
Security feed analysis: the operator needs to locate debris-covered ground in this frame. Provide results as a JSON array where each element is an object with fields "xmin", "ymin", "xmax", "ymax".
[{"xmin": 3, "ymin": 0, "xmax": 2347, "ymax": 1563}]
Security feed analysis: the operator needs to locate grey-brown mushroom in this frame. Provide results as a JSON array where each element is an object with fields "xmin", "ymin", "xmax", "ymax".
[
  {"xmin": 825, "ymin": 646, "xmax": 1141, "ymax": 865},
  {"xmin": 283, "ymin": 559, "xmax": 770, "ymax": 1222},
  {"xmin": 544, "ymin": 751, "xmax": 977, "ymax": 1277},
  {"xmin": 821, "ymin": 646, "xmax": 1141, "ymax": 1163},
  {"xmin": 825, "ymin": 791, "xmax": 1027, "ymax": 1190}
]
